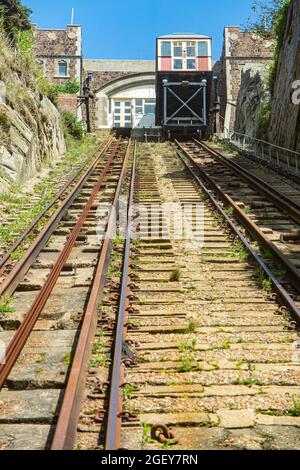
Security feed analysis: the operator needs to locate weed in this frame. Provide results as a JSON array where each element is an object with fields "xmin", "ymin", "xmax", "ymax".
[
  {"xmin": 0, "ymin": 296, "xmax": 15, "ymax": 314},
  {"xmin": 36, "ymin": 353, "xmax": 46, "ymax": 364},
  {"xmin": 170, "ymin": 269, "xmax": 181, "ymax": 282},
  {"xmin": 122, "ymin": 384, "xmax": 137, "ymax": 402},
  {"xmin": 141, "ymin": 423, "xmax": 156, "ymax": 445},
  {"xmin": 186, "ymin": 322, "xmax": 197, "ymax": 333},
  {"xmin": 289, "ymin": 397, "xmax": 300, "ymax": 417},
  {"xmin": 226, "ymin": 206, "xmax": 234, "ymax": 216},
  {"xmin": 231, "ymin": 241, "xmax": 248, "ymax": 263},
  {"xmin": 11, "ymin": 246, "xmax": 26, "ymax": 262},
  {"xmin": 178, "ymin": 339, "xmax": 197, "ymax": 353},
  {"xmin": 64, "ymin": 352, "xmax": 72, "ymax": 366}
]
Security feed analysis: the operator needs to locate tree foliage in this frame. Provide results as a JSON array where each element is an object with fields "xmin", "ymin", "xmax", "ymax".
[
  {"xmin": 247, "ymin": 0, "xmax": 290, "ymax": 38},
  {"xmin": 0, "ymin": 0, "xmax": 32, "ymax": 40}
]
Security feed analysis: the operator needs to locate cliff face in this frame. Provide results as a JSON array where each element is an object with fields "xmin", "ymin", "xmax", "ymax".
[
  {"xmin": 268, "ymin": 0, "xmax": 300, "ymax": 151},
  {"xmin": 234, "ymin": 67, "xmax": 270, "ymax": 138},
  {"xmin": 0, "ymin": 31, "xmax": 66, "ymax": 193}
]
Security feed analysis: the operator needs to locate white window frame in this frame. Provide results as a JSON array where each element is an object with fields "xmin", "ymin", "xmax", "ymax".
[{"xmin": 172, "ymin": 41, "xmax": 196, "ymax": 71}]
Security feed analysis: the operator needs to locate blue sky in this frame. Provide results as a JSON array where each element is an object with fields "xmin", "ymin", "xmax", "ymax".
[{"xmin": 24, "ymin": 0, "xmax": 256, "ymax": 60}]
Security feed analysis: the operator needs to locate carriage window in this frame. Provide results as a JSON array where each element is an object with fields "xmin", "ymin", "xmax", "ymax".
[
  {"xmin": 173, "ymin": 59, "xmax": 183, "ymax": 70},
  {"xmin": 187, "ymin": 42, "xmax": 196, "ymax": 57},
  {"xmin": 198, "ymin": 41, "xmax": 209, "ymax": 56},
  {"xmin": 187, "ymin": 59, "xmax": 196, "ymax": 70},
  {"xmin": 161, "ymin": 41, "xmax": 171, "ymax": 56},
  {"xmin": 174, "ymin": 42, "xmax": 183, "ymax": 57}
]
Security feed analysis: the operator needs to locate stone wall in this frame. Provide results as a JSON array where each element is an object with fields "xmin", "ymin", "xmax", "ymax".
[
  {"xmin": 32, "ymin": 25, "xmax": 82, "ymax": 86},
  {"xmin": 0, "ymin": 96, "xmax": 66, "ymax": 193},
  {"xmin": 219, "ymin": 27, "xmax": 274, "ymax": 135},
  {"xmin": 268, "ymin": 0, "xmax": 300, "ymax": 151},
  {"xmin": 0, "ymin": 38, "xmax": 66, "ymax": 192}
]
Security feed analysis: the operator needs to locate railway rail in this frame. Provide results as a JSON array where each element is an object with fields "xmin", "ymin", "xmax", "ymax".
[
  {"xmin": 1, "ymin": 141, "xmax": 300, "ymax": 450},
  {"xmin": 0, "ymin": 138, "xmax": 113, "ymax": 281},
  {"xmin": 0, "ymin": 138, "xmax": 132, "ymax": 449},
  {"xmin": 176, "ymin": 140, "xmax": 300, "ymax": 312}
]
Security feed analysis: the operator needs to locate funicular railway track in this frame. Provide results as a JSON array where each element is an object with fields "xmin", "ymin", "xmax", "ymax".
[
  {"xmin": 176, "ymin": 140, "xmax": 300, "ymax": 306},
  {"xmin": 60, "ymin": 142, "xmax": 300, "ymax": 451},
  {"xmin": 1, "ymin": 140, "xmax": 300, "ymax": 450},
  {"xmin": 0, "ymin": 138, "xmax": 132, "ymax": 450}
]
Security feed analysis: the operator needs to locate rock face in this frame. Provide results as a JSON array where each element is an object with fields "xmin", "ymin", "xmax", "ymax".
[
  {"xmin": 268, "ymin": 0, "xmax": 300, "ymax": 151},
  {"xmin": 0, "ymin": 95, "xmax": 66, "ymax": 192},
  {"xmin": 234, "ymin": 66, "xmax": 270, "ymax": 138}
]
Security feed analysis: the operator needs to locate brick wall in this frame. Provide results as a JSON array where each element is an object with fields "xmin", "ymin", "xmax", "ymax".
[
  {"xmin": 219, "ymin": 27, "xmax": 274, "ymax": 134},
  {"xmin": 57, "ymin": 94, "xmax": 78, "ymax": 114}
]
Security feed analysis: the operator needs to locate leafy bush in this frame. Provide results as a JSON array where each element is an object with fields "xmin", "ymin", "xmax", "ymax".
[
  {"xmin": 256, "ymin": 102, "xmax": 272, "ymax": 138},
  {"xmin": 62, "ymin": 110, "xmax": 83, "ymax": 140},
  {"xmin": 0, "ymin": 0, "xmax": 31, "ymax": 41},
  {"xmin": 0, "ymin": 111, "xmax": 9, "ymax": 129},
  {"xmin": 268, "ymin": 0, "xmax": 291, "ymax": 94},
  {"xmin": 48, "ymin": 80, "xmax": 80, "ymax": 105}
]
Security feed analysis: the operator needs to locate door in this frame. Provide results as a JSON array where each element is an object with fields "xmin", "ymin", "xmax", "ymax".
[{"xmin": 113, "ymin": 100, "xmax": 132, "ymax": 127}]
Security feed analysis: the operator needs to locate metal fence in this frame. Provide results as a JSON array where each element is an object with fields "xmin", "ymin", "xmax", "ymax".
[{"xmin": 223, "ymin": 130, "xmax": 300, "ymax": 176}]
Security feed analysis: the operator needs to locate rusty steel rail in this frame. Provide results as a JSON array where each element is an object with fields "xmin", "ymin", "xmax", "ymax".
[
  {"xmin": 0, "ymin": 139, "xmax": 113, "ymax": 298},
  {"xmin": 0, "ymin": 139, "xmax": 124, "ymax": 390},
  {"xmin": 51, "ymin": 140, "xmax": 133, "ymax": 450},
  {"xmin": 196, "ymin": 139, "xmax": 300, "ymax": 222},
  {"xmin": 0, "ymin": 138, "xmax": 113, "ymax": 275},
  {"xmin": 176, "ymin": 143, "xmax": 300, "ymax": 325},
  {"xmin": 105, "ymin": 143, "xmax": 137, "ymax": 451},
  {"xmin": 176, "ymin": 140, "xmax": 300, "ymax": 297}
]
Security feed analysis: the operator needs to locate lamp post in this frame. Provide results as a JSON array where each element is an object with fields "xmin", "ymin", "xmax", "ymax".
[{"xmin": 81, "ymin": 72, "xmax": 94, "ymax": 133}]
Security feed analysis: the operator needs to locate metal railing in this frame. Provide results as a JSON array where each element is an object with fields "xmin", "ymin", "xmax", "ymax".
[{"xmin": 223, "ymin": 130, "xmax": 300, "ymax": 176}]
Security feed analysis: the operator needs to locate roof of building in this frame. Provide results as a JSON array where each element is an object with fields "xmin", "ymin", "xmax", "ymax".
[
  {"xmin": 158, "ymin": 33, "xmax": 211, "ymax": 39},
  {"xmin": 83, "ymin": 59, "xmax": 155, "ymax": 73}
]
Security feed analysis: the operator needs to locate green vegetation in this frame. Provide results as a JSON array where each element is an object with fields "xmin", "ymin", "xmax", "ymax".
[
  {"xmin": 268, "ymin": 0, "xmax": 292, "ymax": 95},
  {"xmin": 178, "ymin": 339, "xmax": 197, "ymax": 352},
  {"xmin": 0, "ymin": 111, "xmax": 9, "ymax": 129},
  {"xmin": 0, "ymin": 295, "xmax": 15, "ymax": 314},
  {"xmin": 0, "ymin": 0, "xmax": 31, "ymax": 42},
  {"xmin": 185, "ymin": 321, "xmax": 197, "ymax": 333},
  {"xmin": 48, "ymin": 79, "xmax": 80, "ymax": 105},
  {"xmin": 258, "ymin": 398, "xmax": 300, "ymax": 417},
  {"xmin": 231, "ymin": 240, "xmax": 248, "ymax": 263},
  {"xmin": 169, "ymin": 269, "xmax": 181, "ymax": 282},
  {"xmin": 62, "ymin": 110, "xmax": 84, "ymax": 140},
  {"xmin": 0, "ymin": 134, "xmax": 98, "ymax": 252}
]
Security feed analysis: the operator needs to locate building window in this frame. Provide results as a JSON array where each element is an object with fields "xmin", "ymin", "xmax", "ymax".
[
  {"xmin": 58, "ymin": 61, "xmax": 68, "ymax": 77},
  {"xmin": 135, "ymin": 99, "xmax": 143, "ymax": 114},
  {"xmin": 161, "ymin": 41, "xmax": 171, "ymax": 56},
  {"xmin": 198, "ymin": 41, "xmax": 209, "ymax": 56},
  {"xmin": 144, "ymin": 99, "xmax": 155, "ymax": 115}
]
